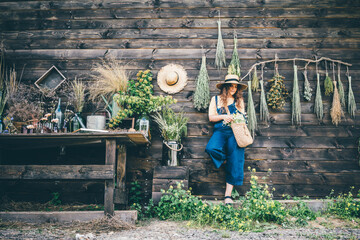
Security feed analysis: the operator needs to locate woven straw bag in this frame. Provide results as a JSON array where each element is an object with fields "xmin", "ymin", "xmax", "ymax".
[
  {"xmin": 225, "ymin": 106, "xmax": 253, "ymax": 148},
  {"xmin": 231, "ymin": 122, "xmax": 253, "ymax": 147}
]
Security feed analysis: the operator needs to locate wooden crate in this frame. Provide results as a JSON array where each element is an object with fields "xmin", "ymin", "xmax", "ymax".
[
  {"xmin": 151, "ymin": 166, "xmax": 189, "ymax": 204},
  {"xmin": 34, "ymin": 65, "xmax": 66, "ymax": 91}
]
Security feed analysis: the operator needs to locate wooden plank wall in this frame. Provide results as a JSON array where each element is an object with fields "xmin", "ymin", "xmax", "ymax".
[{"xmin": 1, "ymin": 0, "xmax": 360, "ymax": 201}]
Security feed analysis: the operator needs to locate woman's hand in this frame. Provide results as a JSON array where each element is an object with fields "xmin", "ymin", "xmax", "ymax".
[{"xmin": 223, "ymin": 115, "xmax": 233, "ymax": 124}]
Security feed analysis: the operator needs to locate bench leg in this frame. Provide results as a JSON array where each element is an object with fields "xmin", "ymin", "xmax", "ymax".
[{"xmin": 104, "ymin": 139, "xmax": 116, "ymax": 216}]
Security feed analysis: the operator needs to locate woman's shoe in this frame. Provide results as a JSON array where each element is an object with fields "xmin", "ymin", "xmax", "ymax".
[{"xmin": 224, "ymin": 195, "xmax": 233, "ymax": 205}]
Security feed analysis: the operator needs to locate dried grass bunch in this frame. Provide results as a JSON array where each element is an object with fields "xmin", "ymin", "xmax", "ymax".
[
  {"xmin": 70, "ymin": 77, "xmax": 86, "ymax": 113},
  {"xmin": 89, "ymin": 58, "xmax": 129, "ymax": 101}
]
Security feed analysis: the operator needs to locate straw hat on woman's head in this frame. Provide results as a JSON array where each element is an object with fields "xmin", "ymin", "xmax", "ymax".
[
  {"xmin": 157, "ymin": 64, "xmax": 188, "ymax": 94},
  {"xmin": 216, "ymin": 74, "xmax": 247, "ymax": 91}
]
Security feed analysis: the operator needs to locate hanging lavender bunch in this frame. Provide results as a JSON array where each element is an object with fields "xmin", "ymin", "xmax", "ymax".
[
  {"xmin": 227, "ymin": 35, "xmax": 240, "ymax": 76},
  {"xmin": 347, "ymin": 75, "xmax": 357, "ymax": 118},
  {"xmin": 247, "ymin": 80, "xmax": 257, "ymax": 137},
  {"xmin": 292, "ymin": 65, "xmax": 301, "ymax": 125},
  {"xmin": 259, "ymin": 80, "xmax": 270, "ymax": 122},
  {"xmin": 194, "ymin": 55, "xmax": 210, "ymax": 111},
  {"xmin": 215, "ymin": 19, "xmax": 226, "ymax": 70},
  {"xmin": 303, "ymin": 69, "xmax": 312, "ymax": 101}
]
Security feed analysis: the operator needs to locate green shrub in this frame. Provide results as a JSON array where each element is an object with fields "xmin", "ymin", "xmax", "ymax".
[
  {"xmin": 326, "ymin": 187, "xmax": 360, "ymax": 219},
  {"xmin": 133, "ymin": 168, "xmax": 322, "ymax": 231}
]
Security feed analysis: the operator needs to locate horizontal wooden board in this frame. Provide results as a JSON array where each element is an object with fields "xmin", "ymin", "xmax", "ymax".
[
  {"xmin": 183, "ymin": 136, "xmax": 358, "ymax": 148},
  {"xmin": 0, "ymin": 165, "xmax": 114, "ymax": 180},
  {"xmin": 153, "ymin": 166, "xmax": 189, "ymax": 179},
  {"xmin": 190, "ymin": 170, "xmax": 360, "ymax": 185},
  {"xmin": 2, "ymin": 18, "xmax": 360, "ymax": 31},
  {"xmin": 4, "ymin": 38, "xmax": 360, "ymax": 51},
  {"xmin": 152, "ymin": 179, "xmax": 189, "ymax": 192},
  {"xmin": 2, "ymin": 28, "xmax": 360, "ymax": 40},
  {"xmin": 190, "ymin": 182, "xmax": 360, "ymax": 198},
  {"xmin": 1, "ymin": 1, "xmax": 360, "ymax": 11}
]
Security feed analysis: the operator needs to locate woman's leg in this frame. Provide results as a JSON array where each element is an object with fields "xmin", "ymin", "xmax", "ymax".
[
  {"xmin": 205, "ymin": 130, "xmax": 227, "ymax": 169},
  {"xmin": 225, "ymin": 182, "xmax": 234, "ymax": 204}
]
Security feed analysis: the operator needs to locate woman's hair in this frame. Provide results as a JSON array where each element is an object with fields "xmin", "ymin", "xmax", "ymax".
[{"xmin": 219, "ymin": 84, "xmax": 244, "ymax": 110}]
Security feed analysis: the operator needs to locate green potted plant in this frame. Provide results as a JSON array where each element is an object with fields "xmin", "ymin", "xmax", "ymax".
[
  {"xmin": 152, "ymin": 107, "xmax": 188, "ymax": 166},
  {"xmin": 108, "ymin": 69, "xmax": 176, "ymax": 131}
]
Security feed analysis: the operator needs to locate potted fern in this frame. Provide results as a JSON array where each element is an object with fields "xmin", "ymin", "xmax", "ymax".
[{"xmin": 152, "ymin": 107, "xmax": 188, "ymax": 166}]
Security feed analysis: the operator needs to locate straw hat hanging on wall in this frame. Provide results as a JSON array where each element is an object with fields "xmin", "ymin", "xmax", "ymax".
[{"xmin": 157, "ymin": 64, "xmax": 188, "ymax": 94}]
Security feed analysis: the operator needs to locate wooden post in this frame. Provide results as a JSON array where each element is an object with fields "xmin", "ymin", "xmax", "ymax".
[
  {"xmin": 104, "ymin": 139, "xmax": 116, "ymax": 216},
  {"xmin": 114, "ymin": 145, "xmax": 127, "ymax": 204}
]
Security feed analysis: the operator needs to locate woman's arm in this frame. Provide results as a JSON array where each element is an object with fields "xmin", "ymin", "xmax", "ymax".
[{"xmin": 208, "ymin": 96, "xmax": 233, "ymax": 123}]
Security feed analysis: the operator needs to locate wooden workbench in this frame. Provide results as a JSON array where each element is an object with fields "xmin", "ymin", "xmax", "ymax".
[{"xmin": 0, "ymin": 132, "xmax": 150, "ymax": 216}]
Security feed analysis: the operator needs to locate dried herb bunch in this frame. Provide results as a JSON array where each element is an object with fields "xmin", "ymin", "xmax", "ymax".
[
  {"xmin": 89, "ymin": 58, "xmax": 129, "ymax": 101},
  {"xmin": 194, "ymin": 55, "xmax": 210, "ymax": 111},
  {"xmin": 267, "ymin": 72, "xmax": 289, "ymax": 110},
  {"xmin": 6, "ymin": 84, "xmax": 43, "ymax": 122}
]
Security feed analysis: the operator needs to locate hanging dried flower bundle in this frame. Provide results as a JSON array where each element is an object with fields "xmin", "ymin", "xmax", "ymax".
[
  {"xmin": 251, "ymin": 67, "xmax": 259, "ymax": 92},
  {"xmin": 347, "ymin": 74, "xmax": 357, "ymax": 118},
  {"xmin": 303, "ymin": 69, "xmax": 312, "ymax": 101},
  {"xmin": 292, "ymin": 65, "xmax": 301, "ymax": 125},
  {"xmin": 215, "ymin": 19, "xmax": 226, "ymax": 70},
  {"xmin": 330, "ymin": 81, "xmax": 343, "ymax": 126},
  {"xmin": 337, "ymin": 64, "xmax": 345, "ymax": 108},
  {"xmin": 227, "ymin": 35, "xmax": 240, "ymax": 76},
  {"xmin": 247, "ymin": 80, "xmax": 257, "ymax": 137},
  {"xmin": 259, "ymin": 80, "xmax": 270, "ymax": 122},
  {"xmin": 314, "ymin": 73, "xmax": 324, "ymax": 120},
  {"xmin": 194, "ymin": 55, "xmax": 210, "ymax": 111},
  {"xmin": 267, "ymin": 67, "xmax": 288, "ymax": 110},
  {"xmin": 324, "ymin": 62, "xmax": 333, "ymax": 96}
]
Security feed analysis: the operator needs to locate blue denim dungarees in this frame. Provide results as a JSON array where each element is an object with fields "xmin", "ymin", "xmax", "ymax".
[{"xmin": 205, "ymin": 96, "xmax": 245, "ymax": 186}]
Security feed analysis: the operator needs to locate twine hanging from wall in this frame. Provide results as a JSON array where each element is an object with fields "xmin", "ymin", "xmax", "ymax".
[
  {"xmin": 194, "ymin": 54, "xmax": 210, "ymax": 111},
  {"xmin": 247, "ymin": 80, "xmax": 257, "ymax": 137},
  {"xmin": 291, "ymin": 64, "xmax": 301, "ymax": 125}
]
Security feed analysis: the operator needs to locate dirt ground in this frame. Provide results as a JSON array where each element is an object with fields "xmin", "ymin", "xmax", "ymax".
[{"xmin": 1, "ymin": 217, "xmax": 360, "ymax": 240}]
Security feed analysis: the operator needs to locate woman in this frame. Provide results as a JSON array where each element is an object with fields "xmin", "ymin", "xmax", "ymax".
[{"xmin": 205, "ymin": 74, "xmax": 247, "ymax": 205}]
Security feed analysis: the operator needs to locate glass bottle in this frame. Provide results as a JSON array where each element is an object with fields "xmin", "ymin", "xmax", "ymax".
[{"xmin": 55, "ymin": 98, "xmax": 64, "ymax": 129}]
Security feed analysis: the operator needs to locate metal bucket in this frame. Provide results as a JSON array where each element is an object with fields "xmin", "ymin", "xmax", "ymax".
[
  {"xmin": 162, "ymin": 140, "xmax": 182, "ymax": 166},
  {"xmin": 86, "ymin": 115, "xmax": 106, "ymax": 130}
]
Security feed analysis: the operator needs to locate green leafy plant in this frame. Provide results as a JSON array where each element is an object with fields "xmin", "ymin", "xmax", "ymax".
[
  {"xmin": 129, "ymin": 167, "xmax": 321, "ymax": 232},
  {"xmin": 326, "ymin": 187, "xmax": 360, "ymax": 219},
  {"xmin": 108, "ymin": 69, "xmax": 176, "ymax": 129},
  {"xmin": 129, "ymin": 181, "xmax": 143, "ymax": 205},
  {"xmin": 49, "ymin": 192, "xmax": 61, "ymax": 206},
  {"xmin": 152, "ymin": 107, "xmax": 188, "ymax": 142}
]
